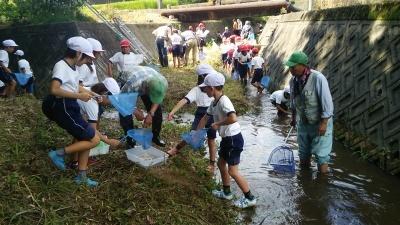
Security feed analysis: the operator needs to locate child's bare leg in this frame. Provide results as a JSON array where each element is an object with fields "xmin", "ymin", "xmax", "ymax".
[
  {"xmin": 228, "ymin": 164, "xmax": 250, "ymax": 193},
  {"xmin": 167, "ymin": 140, "xmax": 187, "ymax": 156},
  {"xmin": 64, "ymin": 134, "xmax": 100, "ymax": 154},
  {"xmin": 217, "ymin": 158, "xmax": 230, "ymax": 186}
]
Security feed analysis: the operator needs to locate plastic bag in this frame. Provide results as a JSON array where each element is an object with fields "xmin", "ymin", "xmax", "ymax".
[
  {"xmin": 14, "ymin": 73, "xmax": 30, "ymax": 86},
  {"xmin": 232, "ymin": 70, "xmax": 240, "ymax": 80},
  {"xmin": 260, "ymin": 76, "xmax": 270, "ymax": 88},
  {"xmin": 108, "ymin": 92, "xmax": 139, "ymax": 117},
  {"xmin": 181, "ymin": 129, "xmax": 207, "ymax": 150},
  {"xmin": 127, "ymin": 128, "xmax": 153, "ymax": 149}
]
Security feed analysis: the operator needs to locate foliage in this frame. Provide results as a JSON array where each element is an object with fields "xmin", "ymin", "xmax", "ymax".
[
  {"xmin": 93, "ymin": 0, "xmax": 179, "ymax": 10},
  {"xmin": 0, "ymin": 0, "xmax": 88, "ymax": 24}
]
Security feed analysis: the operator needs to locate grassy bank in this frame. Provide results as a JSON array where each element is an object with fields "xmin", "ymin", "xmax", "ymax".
[
  {"xmin": 0, "ymin": 67, "xmax": 249, "ymax": 224},
  {"xmin": 94, "ymin": 0, "xmax": 179, "ymax": 10}
]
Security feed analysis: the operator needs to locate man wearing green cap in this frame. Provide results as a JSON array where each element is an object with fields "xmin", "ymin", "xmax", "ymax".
[
  {"xmin": 285, "ymin": 51, "xmax": 334, "ymax": 174},
  {"xmin": 119, "ymin": 66, "xmax": 168, "ymax": 147}
]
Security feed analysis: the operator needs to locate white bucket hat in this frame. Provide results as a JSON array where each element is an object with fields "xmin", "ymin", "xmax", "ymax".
[
  {"xmin": 87, "ymin": 38, "xmax": 104, "ymax": 52},
  {"xmin": 199, "ymin": 71, "xmax": 225, "ymax": 87},
  {"xmin": 66, "ymin": 36, "xmax": 95, "ymax": 58}
]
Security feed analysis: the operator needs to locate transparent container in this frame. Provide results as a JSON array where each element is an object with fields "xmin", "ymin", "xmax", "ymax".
[{"xmin": 125, "ymin": 145, "xmax": 168, "ymax": 169}]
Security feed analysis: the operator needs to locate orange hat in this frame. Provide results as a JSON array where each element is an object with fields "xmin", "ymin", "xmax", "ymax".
[
  {"xmin": 120, "ymin": 39, "xmax": 130, "ymax": 47},
  {"xmin": 252, "ymin": 47, "xmax": 259, "ymax": 54}
]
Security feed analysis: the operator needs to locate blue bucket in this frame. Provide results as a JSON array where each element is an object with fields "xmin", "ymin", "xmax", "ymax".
[
  {"xmin": 181, "ymin": 129, "xmax": 207, "ymax": 150},
  {"xmin": 267, "ymin": 145, "xmax": 295, "ymax": 173},
  {"xmin": 108, "ymin": 93, "xmax": 139, "ymax": 117},
  {"xmin": 260, "ymin": 76, "xmax": 270, "ymax": 89},
  {"xmin": 127, "ymin": 128, "xmax": 153, "ymax": 149}
]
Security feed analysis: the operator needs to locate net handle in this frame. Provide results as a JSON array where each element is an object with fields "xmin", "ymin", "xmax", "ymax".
[{"xmin": 284, "ymin": 126, "xmax": 294, "ymax": 143}]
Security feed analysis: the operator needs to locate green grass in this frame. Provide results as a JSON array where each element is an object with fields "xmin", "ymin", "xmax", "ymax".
[
  {"xmin": 94, "ymin": 0, "xmax": 179, "ymax": 10},
  {"xmin": 0, "ymin": 62, "xmax": 250, "ymax": 224}
]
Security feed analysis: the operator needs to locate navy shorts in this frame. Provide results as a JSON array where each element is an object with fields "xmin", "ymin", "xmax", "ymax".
[
  {"xmin": 0, "ymin": 69, "xmax": 15, "ymax": 84},
  {"xmin": 191, "ymin": 106, "xmax": 217, "ymax": 139},
  {"xmin": 251, "ymin": 68, "xmax": 263, "ymax": 84},
  {"xmin": 172, "ymin": 45, "xmax": 182, "ymax": 57},
  {"xmin": 219, "ymin": 133, "xmax": 244, "ymax": 165},
  {"xmin": 42, "ymin": 95, "xmax": 95, "ymax": 141},
  {"xmin": 180, "ymin": 45, "xmax": 186, "ymax": 58},
  {"xmin": 238, "ymin": 63, "xmax": 248, "ymax": 79}
]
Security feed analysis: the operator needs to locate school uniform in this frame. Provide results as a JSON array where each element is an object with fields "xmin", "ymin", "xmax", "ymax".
[
  {"xmin": 77, "ymin": 64, "xmax": 98, "ymax": 87},
  {"xmin": 207, "ymin": 95, "xmax": 244, "ymax": 165},
  {"xmin": 17, "ymin": 58, "xmax": 34, "ymax": 93},
  {"xmin": 171, "ymin": 33, "xmax": 183, "ymax": 58},
  {"xmin": 250, "ymin": 56, "xmax": 264, "ymax": 84},
  {"xmin": 109, "ymin": 52, "xmax": 144, "ymax": 85},
  {"xmin": 185, "ymin": 86, "xmax": 216, "ymax": 139},
  {"xmin": 42, "ymin": 60, "xmax": 95, "ymax": 141},
  {"xmin": 237, "ymin": 52, "xmax": 251, "ymax": 79},
  {"xmin": 0, "ymin": 49, "xmax": 15, "ymax": 85}
]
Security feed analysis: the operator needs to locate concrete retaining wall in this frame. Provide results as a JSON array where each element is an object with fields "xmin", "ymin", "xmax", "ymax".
[{"xmin": 259, "ymin": 5, "xmax": 400, "ymax": 173}]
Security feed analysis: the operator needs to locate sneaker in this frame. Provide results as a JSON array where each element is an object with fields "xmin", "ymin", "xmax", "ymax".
[
  {"xmin": 212, "ymin": 189, "xmax": 233, "ymax": 200},
  {"xmin": 233, "ymin": 196, "xmax": 257, "ymax": 209},
  {"xmin": 74, "ymin": 175, "xmax": 99, "ymax": 188},
  {"xmin": 48, "ymin": 150, "xmax": 66, "ymax": 171}
]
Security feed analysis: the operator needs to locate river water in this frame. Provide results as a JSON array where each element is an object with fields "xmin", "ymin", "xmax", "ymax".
[{"xmin": 229, "ymin": 87, "xmax": 400, "ymax": 225}]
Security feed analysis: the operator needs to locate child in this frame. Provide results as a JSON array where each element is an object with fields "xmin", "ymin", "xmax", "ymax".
[
  {"xmin": 14, "ymin": 50, "xmax": 34, "ymax": 95},
  {"xmin": 170, "ymin": 29, "xmax": 183, "ymax": 68},
  {"xmin": 166, "ymin": 64, "xmax": 217, "ymax": 171},
  {"xmin": 0, "ymin": 39, "xmax": 18, "ymax": 97},
  {"xmin": 197, "ymin": 72, "xmax": 256, "ymax": 209},
  {"xmin": 42, "ymin": 36, "xmax": 100, "ymax": 187},
  {"xmin": 237, "ymin": 46, "xmax": 251, "ymax": 85},
  {"xmin": 250, "ymin": 48, "xmax": 265, "ymax": 94}
]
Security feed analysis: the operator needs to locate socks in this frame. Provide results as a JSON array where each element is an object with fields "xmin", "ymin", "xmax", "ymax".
[
  {"xmin": 56, "ymin": 148, "xmax": 65, "ymax": 156},
  {"xmin": 78, "ymin": 170, "xmax": 87, "ymax": 179},
  {"xmin": 223, "ymin": 185, "xmax": 231, "ymax": 195},
  {"xmin": 244, "ymin": 190, "xmax": 255, "ymax": 200}
]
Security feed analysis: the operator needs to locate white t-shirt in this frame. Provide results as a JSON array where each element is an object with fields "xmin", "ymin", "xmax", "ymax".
[
  {"xmin": 270, "ymin": 90, "xmax": 288, "ymax": 104},
  {"xmin": 181, "ymin": 30, "xmax": 196, "ymax": 41},
  {"xmin": 0, "ymin": 50, "xmax": 9, "ymax": 67},
  {"xmin": 171, "ymin": 33, "xmax": 183, "ymax": 45},
  {"xmin": 207, "ymin": 95, "xmax": 241, "ymax": 138},
  {"xmin": 0, "ymin": 80, "xmax": 4, "ymax": 88},
  {"xmin": 185, "ymin": 86, "xmax": 214, "ymax": 107},
  {"xmin": 102, "ymin": 77, "xmax": 120, "ymax": 95},
  {"xmin": 17, "ymin": 59, "xmax": 33, "ymax": 77},
  {"xmin": 196, "ymin": 29, "xmax": 210, "ymax": 39},
  {"xmin": 77, "ymin": 64, "xmax": 99, "ymax": 87},
  {"xmin": 152, "ymin": 26, "xmax": 171, "ymax": 38},
  {"xmin": 238, "ymin": 52, "xmax": 251, "ymax": 63},
  {"xmin": 109, "ymin": 52, "xmax": 144, "ymax": 73},
  {"xmin": 78, "ymin": 97, "xmax": 99, "ymax": 122},
  {"xmin": 52, "ymin": 60, "xmax": 80, "ymax": 93},
  {"xmin": 251, "ymin": 56, "xmax": 264, "ymax": 69}
]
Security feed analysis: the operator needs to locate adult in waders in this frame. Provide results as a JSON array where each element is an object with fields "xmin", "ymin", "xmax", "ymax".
[{"xmin": 285, "ymin": 51, "xmax": 334, "ymax": 174}]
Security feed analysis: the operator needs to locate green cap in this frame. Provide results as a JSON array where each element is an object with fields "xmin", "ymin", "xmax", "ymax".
[
  {"xmin": 148, "ymin": 76, "xmax": 167, "ymax": 104},
  {"xmin": 284, "ymin": 51, "xmax": 308, "ymax": 67}
]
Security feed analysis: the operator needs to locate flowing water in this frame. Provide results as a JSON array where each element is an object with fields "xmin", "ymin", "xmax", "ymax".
[{"xmin": 229, "ymin": 87, "xmax": 400, "ymax": 225}]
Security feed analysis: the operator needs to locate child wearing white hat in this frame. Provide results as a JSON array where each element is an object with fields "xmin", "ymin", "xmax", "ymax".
[
  {"xmin": 14, "ymin": 50, "xmax": 34, "ymax": 94},
  {"xmin": 0, "ymin": 39, "xmax": 18, "ymax": 97},
  {"xmin": 42, "ymin": 36, "xmax": 101, "ymax": 187}
]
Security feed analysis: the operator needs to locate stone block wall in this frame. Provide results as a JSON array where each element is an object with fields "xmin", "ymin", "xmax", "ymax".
[{"xmin": 260, "ymin": 5, "xmax": 400, "ymax": 173}]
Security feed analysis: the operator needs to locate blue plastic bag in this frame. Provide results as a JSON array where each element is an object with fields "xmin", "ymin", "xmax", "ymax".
[
  {"xmin": 181, "ymin": 129, "xmax": 207, "ymax": 150},
  {"xmin": 232, "ymin": 70, "xmax": 239, "ymax": 80},
  {"xmin": 127, "ymin": 128, "xmax": 153, "ymax": 149},
  {"xmin": 260, "ymin": 76, "xmax": 270, "ymax": 88},
  {"xmin": 14, "ymin": 73, "xmax": 30, "ymax": 86},
  {"xmin": 267, "ymin": 145, "xmax": 295, "ymax": 173},
  {"xmin": 108, "ymin": 93, "xmax": 139, "ymax": 117}
]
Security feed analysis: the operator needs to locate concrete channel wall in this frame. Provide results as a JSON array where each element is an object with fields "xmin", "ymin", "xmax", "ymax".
[
  {"xmin": 259, "ymin": 4, "xmax": 400, "ymax": 174},
  {"xmin": 0, "ymin": 22, "xmax": 161, "ymax": 97}
]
